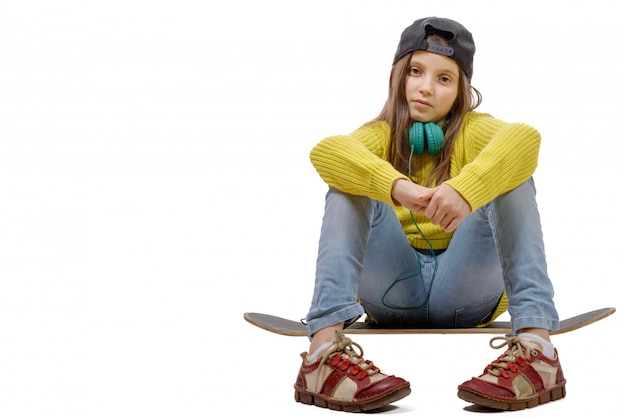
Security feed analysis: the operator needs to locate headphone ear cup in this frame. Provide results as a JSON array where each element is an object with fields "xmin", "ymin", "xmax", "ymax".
[
  {"xmin": 423, "ymin": 122, "xmax": 444, "ymax": 155},
  {"xmin": 408, "ymin": 122, "xmax": 425, "ymax": 155}
]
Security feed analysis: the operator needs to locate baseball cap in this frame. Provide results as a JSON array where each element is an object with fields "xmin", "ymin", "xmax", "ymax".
[{"xmin": 393, "ymin": 17, "xmax": 475, "ymax": 81}]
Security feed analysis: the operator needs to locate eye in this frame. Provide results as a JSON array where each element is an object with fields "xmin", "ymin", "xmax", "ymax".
[
  {"xmin": 439, "ymin": 75, "xmax": 452, "ymax": 83},
  {"xmin": 409, "ymin": 66, "xmax": 422, "ymax": 76}
]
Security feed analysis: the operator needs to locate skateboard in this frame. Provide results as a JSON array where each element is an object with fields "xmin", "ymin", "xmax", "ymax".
[{"xmin": 243, "ymin": 307, "xmax": 615, "ymax": 337}]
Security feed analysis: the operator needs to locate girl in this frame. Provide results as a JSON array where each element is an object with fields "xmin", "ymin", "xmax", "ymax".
[{"xmin": 293, "ymin": 17, "xmax": 566, "ymax": 412}]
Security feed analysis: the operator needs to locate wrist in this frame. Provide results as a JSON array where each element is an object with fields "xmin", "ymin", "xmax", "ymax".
[{"xmin": 391, "ymin": 178, "xmax": 411, "ymax": 205}]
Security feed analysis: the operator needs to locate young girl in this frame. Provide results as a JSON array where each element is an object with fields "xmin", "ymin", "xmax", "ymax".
[{"xmin": 293, "ymin": 17, "xmax": 566, "ymax": 412}]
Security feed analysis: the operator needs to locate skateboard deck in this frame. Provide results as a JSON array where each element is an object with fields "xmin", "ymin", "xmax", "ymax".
[{"xmin": 243, "ymin": 307, "xmax": 615, "ymax": 336}]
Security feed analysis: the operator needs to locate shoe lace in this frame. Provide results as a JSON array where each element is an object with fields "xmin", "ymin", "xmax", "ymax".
[
  {"xmin": 484, "ymin": 336, "xmax": 539, "ymax": 378},
  {"xmin": 320, "ymin": 330, "xmax": 380, "ymax": 380}
]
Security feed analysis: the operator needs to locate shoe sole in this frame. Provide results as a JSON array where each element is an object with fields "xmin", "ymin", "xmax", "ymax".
[
  {"xmin": 457, "ymin": 383, "xmax": 566, "ymax": 410},
  {"xmin": 295, "ymin": 383, "xmax": 411, "ymax": 412}
]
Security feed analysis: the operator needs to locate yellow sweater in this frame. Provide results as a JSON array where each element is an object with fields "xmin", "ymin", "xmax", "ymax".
[{"xmin": 309, "ymin": 111, "xmax": 541, "ymax": 250}]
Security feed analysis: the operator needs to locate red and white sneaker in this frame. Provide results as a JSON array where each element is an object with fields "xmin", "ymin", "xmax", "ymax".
[
  {"xmin": 294, "ymin": 330, "xmax": 411, "ymax": 412},
  {"xmin": 458, "ymin": 335, "xmax": 566, "ymax": 410}
]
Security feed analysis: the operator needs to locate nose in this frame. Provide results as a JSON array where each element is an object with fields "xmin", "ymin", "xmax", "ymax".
[{"xmin": 417, "ymin": 76, "xmax": 434, "ymax": 95}]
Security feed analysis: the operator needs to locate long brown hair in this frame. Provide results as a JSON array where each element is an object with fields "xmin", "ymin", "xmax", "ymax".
[{"xmin": 369, "ymin": 36, "xmax": 482, "ymax": 185}]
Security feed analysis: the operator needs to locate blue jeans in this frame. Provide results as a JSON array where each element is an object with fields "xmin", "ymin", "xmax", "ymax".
[{"xmin": 305, "ymin": 178, "xmax": 559, "ymax": 337}]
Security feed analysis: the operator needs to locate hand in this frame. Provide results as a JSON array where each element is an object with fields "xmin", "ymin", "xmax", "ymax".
[
  {"xmin": 391, "ymin": 179, "xmax": 431, "ymax": 213},
  {"xmin": 416, "ymin": 184, "xmax": 470, "ymax": 232}
]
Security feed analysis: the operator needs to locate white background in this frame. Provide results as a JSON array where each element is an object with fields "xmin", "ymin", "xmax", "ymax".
[{"xmin": 0, "ymin": 1, "xmax": 623, "ymax": 417}]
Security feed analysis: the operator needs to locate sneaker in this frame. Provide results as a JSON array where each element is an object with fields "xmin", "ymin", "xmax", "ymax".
[
  {"xmin": 294, "ymin": 330, "xmax": 411, "ymax": 412},
  {"xmin": 457, "ymin": 335, "xmax": 566, "ymax": 410}
]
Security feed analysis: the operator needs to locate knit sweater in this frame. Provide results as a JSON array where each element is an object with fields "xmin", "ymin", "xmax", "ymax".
[{"xmin": 309, "ymin": 111, "xmax": 541, "ymax": 250}]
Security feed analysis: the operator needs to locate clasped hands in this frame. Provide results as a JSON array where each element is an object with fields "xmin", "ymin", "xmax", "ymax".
[{"xmin": 391, "ymin": 179, "xmax": 470, "ymax": 232}]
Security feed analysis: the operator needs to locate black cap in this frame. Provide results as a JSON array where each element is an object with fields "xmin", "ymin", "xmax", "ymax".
[{"xmin": 393, "ymin": 17, "xmax": 475, "ymax": 81}]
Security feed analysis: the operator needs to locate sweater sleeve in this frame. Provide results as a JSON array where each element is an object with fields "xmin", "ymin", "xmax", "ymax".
[
  {"xmin": 445, "ymin": 113, "xmax": 541, "ymax": 211},
  {"xmin": 309, "ymin": 122, "xmax": 407, "ymax": 206}
]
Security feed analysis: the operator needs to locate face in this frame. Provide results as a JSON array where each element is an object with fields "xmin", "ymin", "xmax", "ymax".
[{"xmin": 405, "ymin": 51, "xmax": 460, "ymax": 124}]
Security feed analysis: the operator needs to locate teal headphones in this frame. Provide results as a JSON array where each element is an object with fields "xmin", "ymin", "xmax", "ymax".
[{"xmin": 408, "ymin": 121, "xmax": 447, "ymax": 156}]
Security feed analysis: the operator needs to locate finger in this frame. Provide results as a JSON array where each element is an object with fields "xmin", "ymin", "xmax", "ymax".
[
  {"xmin": 424, "ymin": 201, "xmax": 438, "ymax": 219},
  {"xmin": 430, "ymin": 208, "xmax": 444, "ymax": 226},
  {"xmin": 443, "ymin": 216, "xmax": 461, "ymax": 233}
]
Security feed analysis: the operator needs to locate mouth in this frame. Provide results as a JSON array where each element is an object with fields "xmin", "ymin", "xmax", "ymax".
[{"xmin": 413, "ymin": 99, "xmax": 431, "ymax": 107}]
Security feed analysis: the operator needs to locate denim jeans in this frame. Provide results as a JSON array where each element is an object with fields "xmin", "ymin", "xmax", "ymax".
[{"xmin": 305, "ymin": 178, "xmax": 559, "ymax": 338}]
